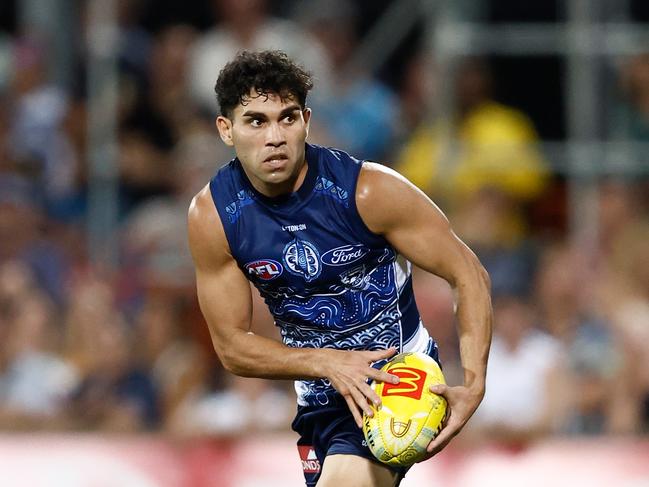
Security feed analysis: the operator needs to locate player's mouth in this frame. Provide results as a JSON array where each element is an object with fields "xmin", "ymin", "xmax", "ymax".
[{"xmin": 263, "ymin": 153, "xmax": 289, "ymax": 169}]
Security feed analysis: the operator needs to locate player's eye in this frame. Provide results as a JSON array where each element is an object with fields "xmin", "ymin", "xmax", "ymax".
[
  {"xmin": 250, "ymin": 118, "xmax": 263, "ymax": 127},
  {"xmin": 284, "ymin": 115, "xmax": 296, "ymax": 124}
]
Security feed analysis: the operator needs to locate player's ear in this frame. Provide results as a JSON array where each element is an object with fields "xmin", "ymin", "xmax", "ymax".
[
  {"xmin": 303, "ymin": 108, "xmax": 312, "ymax": 136},
  {"xmin": 216, "ymin": 115, "xmax": 234, "ymax": 147}
]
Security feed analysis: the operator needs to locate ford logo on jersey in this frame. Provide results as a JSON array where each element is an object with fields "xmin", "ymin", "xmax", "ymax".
[
  {"xmin": 321, "ymin": 244, "xmax": 369, "ymax": 266},
  {"xmin": 245, "ymin": 259, "xmax": 283, "ymax": 280}
]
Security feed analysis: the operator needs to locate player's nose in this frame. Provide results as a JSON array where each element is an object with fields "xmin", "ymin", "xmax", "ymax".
[{"xmin": 265, "ymin": 122, "xmax": 286, "ymax": 147}]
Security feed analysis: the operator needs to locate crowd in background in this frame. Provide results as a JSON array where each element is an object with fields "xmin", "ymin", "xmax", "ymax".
[{"xmin": 0, "ymin": 0, "xmax": 648, "ymax": 445}]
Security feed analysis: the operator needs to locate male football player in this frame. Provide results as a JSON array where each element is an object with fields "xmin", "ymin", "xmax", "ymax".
[{"xmin": 188, "ymin": 50, "xmax": 492, "ymax": 487}]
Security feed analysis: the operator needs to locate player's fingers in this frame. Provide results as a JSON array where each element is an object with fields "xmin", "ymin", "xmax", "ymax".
[
  {"xmin": 358, "ymin": 380, "xmax": 381, "ymax": 408},
  {"xmin": 426, "ymin": 434, "xmax": 451, "ymax": 456},
  {"xmin": 366, "ymin": 347, "xmax": 397, "ymax": 362},
  {"xmin": 343, "ymin": 393, "xmax": 364, "ymax": 428},
  {"xmin": 429, "ymin": 383, "xmax": 448, "ymax": 396},
  {"xmin": 426, "ymin": 420, "xmax": 460, "ymax": 454},
  {"xmin": 350, "ymin": 383, "xmax": 375, "ymax": 419},
  {"xmin": 367, "ymin": 367, "xmax": 400, "ymax": 385}
]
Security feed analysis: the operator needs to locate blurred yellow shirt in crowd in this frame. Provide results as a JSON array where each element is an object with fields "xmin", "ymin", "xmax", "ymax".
[{"xmin": 396, "ymin": 101, "xmax": 548, "ymax": 201}]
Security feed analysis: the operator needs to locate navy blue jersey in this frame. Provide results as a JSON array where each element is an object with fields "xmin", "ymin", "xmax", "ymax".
[{"xmin": 209, "ymin": 143, "xmax": 432, "ymax": 406}]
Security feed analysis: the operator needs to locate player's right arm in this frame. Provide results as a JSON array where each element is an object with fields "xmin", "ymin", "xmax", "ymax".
[{"xmin": 187, "ymin": 185, "xmax": 398, "ymax": 426}]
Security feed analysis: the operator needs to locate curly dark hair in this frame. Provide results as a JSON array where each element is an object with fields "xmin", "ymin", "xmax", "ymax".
[{"xmin": 214, "ymin": 50, "xmax": 314, "ymax": 117}]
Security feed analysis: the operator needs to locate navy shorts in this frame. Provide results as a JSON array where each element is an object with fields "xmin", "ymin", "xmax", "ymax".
[
  {"xmin": 291, "ymin": 340, "xmax": 440, "ymax": 485},
  {"xmin": 291, "ymin": 396, "xmax": 409, "ymax": 486}
]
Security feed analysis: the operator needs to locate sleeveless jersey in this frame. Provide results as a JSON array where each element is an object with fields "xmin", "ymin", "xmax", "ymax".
[{"xmin": 210, "ymin": 143, "xmax": 434, "ymax": 406}]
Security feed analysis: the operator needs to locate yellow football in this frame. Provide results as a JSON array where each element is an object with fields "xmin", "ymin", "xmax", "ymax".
[{"xmin": 362, "ymin": 351, "xmax": 447, "ymax": 467}]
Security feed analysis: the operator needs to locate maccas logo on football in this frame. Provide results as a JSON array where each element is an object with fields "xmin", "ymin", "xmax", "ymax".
[
  {"xmin": 245, "ymin": 259, "xmax": 283, "ymax": 280},
  {"xmin": 381, "ymin": 366, "xmax": 427, "ymax": 400}
]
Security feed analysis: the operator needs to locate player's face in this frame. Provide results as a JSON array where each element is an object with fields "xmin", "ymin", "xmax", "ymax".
[{"xmin": 216, "ymin": 90, "xmax": 311, "ymax": 197}]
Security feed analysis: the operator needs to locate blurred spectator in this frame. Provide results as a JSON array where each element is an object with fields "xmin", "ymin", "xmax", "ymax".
[
  {"xmin": 397, "ymin": 58, "xmax": 548, "ymax": 302},
  {"xmin": 123, "ymin": 24, "xmax": 201, "ymax": 150},
  {"xmin": 63, "ymin": 276, "xmax": 118, "ymax": 376},
  {"xmin": 394, "ymin": 52, "xmax": 436, "ymax": 148},
  {"xmin": 396, "ymin": 57, "xmax": 548, "ymax": 203},
  {"xmin": 597, "ymin": 222, "xmax": 649, "ymax": 433},
  {"xmin": 114, "ymin": 0, "xmax": 153, "ymax": 84},
  {"xmin": 0, "ymin": 260, "xmax": 34, "ymax": 304},
  {"xmin": 79, "ymin": 0, "xmax": 153, "ymax": 104},
  {"xmin": 6, "ymin": 37, "xmax": 77, "ymax": 213},
  {"xmin": 131, "ymin": 293, "xmax": 208, "ymax": 427},
  {"xmin": 165, "ymin": 285, "xmax": 292, "ymax": 436},
  {"xmin": 121, "ymin": 127, "xmax": 226, "ymax": 291},
  {"xmin": 114, "ymin": 23, "xmax": 208, "ymax": 217},
  {"xmin": 65, "ymin": 317, "xmax": 160, "ymax": 431},
  {"xmin": 189, "ymin": 0, "xmax": 330, "ymax": 114},
  {"xmin": 117, "ymin": 127, "xmax": 173, "ymax": 215},
  {"xmin": 535, "ymin": 242, "xmax": 628, "ymax": 435},
  {"xmin": 470, "ymin": 295, "xmax": 563, "ymax": 443},
  {"xmin": 169, "ymin": 374, "xmax": 293, "ymax": 436},
  {"xmin": 62, "ymin": 275, "xmax": 160, "ymax": 431},
  {"xmin": 0, "ymin": 174, "xmax": 71, "ymax": 304},
  {"xmin": 0, "ymin": 177, "xmax": 39, "ymax": 263},
  {"xmin": 297, "ymin": 0, "xmax": 399, "ymax": 161},
  {"xmin": 596, "ymin": 179, "xmax": 645, "ymax": 256},
  {"xmin": 0, "ymin": 262, "xmax": 77, "ymax": 429},
  {"xmin": 614, "ymin": 52, "xmax": 649, "ymax": 141},
  {"xmin": 134, "ymin": 294, "xmax": 184, "ymax": 370},
  {"xmin": 0, "ymin": 34, "xmax": 11, "ymax": 91},
  {"xmin": 451, "ymin": 188, "xmax": 538, "ymax": 297}
]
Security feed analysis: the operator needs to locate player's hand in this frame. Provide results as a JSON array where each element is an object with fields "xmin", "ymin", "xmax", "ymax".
[
  {"xmin": 323, "ymin": 347, "xmax": 400, "ymax": 428},
  {"xmin": 421, "ymin": 383, "xmax": 484, "ymax": 459}
]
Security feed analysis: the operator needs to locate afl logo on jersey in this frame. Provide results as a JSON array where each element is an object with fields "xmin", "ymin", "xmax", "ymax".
[
  {"xmin": 245, "ymin": 259, "xmax": 283, "ymax": 280},
  {"xmin": 321, "ymin": 244, "xmax": 369, "ymax": 266},
  {"xmin": 283, "ymin": 238, "xmax": 321, "ymax": 282}
]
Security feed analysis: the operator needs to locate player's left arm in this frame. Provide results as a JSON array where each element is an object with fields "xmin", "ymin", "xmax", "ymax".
[{"xmin": 356, "ymin": 162, "xmax": 493, "ymax": 457}]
